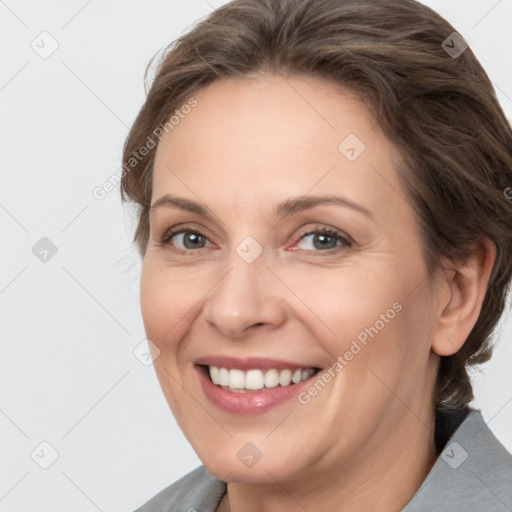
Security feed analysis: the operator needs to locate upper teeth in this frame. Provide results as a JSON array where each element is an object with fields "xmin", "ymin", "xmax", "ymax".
[{"xmin": 208, "ymin": 366, "xmax": 316, "ymax": 391}]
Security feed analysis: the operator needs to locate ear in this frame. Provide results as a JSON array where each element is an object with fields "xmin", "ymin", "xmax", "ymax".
[{"xmin": 431, "ymin": 238, "xmax": 496, "ymax": 357}]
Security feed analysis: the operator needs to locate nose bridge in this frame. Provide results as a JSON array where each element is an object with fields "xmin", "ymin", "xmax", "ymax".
[{"xmin": 203, "ymin": 242, "xmax": 285, "ymax": 337}]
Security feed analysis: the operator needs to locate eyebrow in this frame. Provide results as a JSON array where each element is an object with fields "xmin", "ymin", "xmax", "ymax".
[{"xmin": 150, "ymin": 194, "xmax": 374, "ymax": 220}]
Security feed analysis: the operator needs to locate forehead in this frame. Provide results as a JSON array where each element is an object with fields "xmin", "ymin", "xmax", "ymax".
[{"xmin": 152, "ymin": 74, "xmax": 408, "ymax": 221}]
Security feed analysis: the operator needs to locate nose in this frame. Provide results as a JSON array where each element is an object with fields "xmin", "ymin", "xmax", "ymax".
[{"xmin": 202, "ymin": 252, "xmax": 287, "ymax": 339}]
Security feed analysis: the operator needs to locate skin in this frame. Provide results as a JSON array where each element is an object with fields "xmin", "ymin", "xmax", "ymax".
[{"xmin": 140, "ymin": 73, "xmax": 496, "ymax": 511}]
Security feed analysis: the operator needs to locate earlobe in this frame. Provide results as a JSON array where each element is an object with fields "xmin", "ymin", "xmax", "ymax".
[{"xmin": 431, "ymin": 238, "xmax": 496, "ymax": 357}]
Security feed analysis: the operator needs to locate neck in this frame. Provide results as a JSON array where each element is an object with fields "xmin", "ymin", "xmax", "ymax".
[{"xmin": 218, "ymin": 409, "xmax": 437, "ymax": 512}]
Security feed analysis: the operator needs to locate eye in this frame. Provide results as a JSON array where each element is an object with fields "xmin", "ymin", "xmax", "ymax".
[
  {"xmin": 159, "ymin": 228, "xmax": 214, "ymax": 251},
  {"xmin": 158, "ymin": 224, "xmax": 352, "ymax": 254},
  {"xmin": 293, "ymin": 226, "xmax": 352, "ymax": 253}
]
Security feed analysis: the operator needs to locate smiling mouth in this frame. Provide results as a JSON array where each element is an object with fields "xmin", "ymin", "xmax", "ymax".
[{"xmin": 199, "ymin": 364, "xmax": 321, "ymax": 393}]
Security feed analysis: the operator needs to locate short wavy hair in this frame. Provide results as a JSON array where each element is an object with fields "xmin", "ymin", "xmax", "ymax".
[{"xmin": 120, "ymin": 0, "xmax": 512, "ymax": 408}]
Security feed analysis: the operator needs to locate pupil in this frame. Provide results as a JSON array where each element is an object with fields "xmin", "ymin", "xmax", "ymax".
[
  {"xmin": 184, "ymin": 233, "xmax": 204, "ymax": 249},
  {"xmin": 314, "ymin": 233, "xmax": 336, "ymax": 250}
]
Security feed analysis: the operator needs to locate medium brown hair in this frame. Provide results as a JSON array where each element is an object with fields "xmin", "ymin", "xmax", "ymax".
[{"xmin": 120, "ymin": 0, "xmax": 512, "ymax": 408}]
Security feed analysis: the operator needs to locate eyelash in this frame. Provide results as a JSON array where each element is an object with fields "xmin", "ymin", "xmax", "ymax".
[{"xmin": 157, "ymin": 224, "xmax": 353, "ymax": 255}]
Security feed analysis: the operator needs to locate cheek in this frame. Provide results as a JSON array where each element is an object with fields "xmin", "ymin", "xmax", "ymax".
[
  {"xmin": 140, "ymin": 264, "xmax": 201, "ymax": 420},
  {"xmin": 139, "ymin": 261, "xmax": 193, "ymax": 351},
  {"xmin": 140, "ymin": 269, "xmax": 166, "ymax": 342},
  {"xmin": 280, "ymin": 265, "xmax": 400, "ymax": 349},
  {"xmin": 286, "ymin": 260, "xmax": 433, "ymax": 373}
]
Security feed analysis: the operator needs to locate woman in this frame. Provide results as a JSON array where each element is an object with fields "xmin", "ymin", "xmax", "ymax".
[{"xmin": 121, "ymin": 0, "xmax": 512, "ymax": 510}]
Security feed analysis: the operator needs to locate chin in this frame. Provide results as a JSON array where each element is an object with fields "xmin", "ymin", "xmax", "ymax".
[
  {"xmin": 194, "ymin": 437, "xmax": 313, "ymax": 485},
  {"xmin": 202, "ymin": 457, "xmax": 297, "ymax": 484}
]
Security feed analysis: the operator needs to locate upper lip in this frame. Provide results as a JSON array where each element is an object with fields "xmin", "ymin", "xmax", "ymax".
[{"xmin": 194, "ymin": 355, "xmax": 319, "ymax": 371}]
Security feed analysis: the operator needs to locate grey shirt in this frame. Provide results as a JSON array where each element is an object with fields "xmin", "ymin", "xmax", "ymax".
[{"xmin": 134, "ymin": 409, "xmax": 512, "ymax": 511}]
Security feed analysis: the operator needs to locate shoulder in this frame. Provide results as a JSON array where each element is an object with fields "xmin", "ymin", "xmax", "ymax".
[
  {"xmin": 404, "ymin": 408, "xmax": 512, "ymax": 511},
  {"xmin": 133, "ymin": 465, "xmax": 226, "ymax": 512}
]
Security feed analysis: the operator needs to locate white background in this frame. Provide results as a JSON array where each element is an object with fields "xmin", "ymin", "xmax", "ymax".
[{"xmin": 1, "ymin": 1, "xmax": 511, "ymax": 511}]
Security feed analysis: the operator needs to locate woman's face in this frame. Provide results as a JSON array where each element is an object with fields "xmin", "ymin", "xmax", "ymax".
[{"xmin": 141, "ymin": 74, "xmax": 441, "ymax": 484}]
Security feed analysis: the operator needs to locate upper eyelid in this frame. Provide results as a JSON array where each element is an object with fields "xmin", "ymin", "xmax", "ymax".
[{"xmin": 160, "ymin": 225, "xmax": 214, "ymax": 242}]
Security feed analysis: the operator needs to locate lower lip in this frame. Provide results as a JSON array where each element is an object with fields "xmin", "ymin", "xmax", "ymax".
[{"xmin": 196, "ymin": 366, "xmax": 317, "ymax": 415}]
